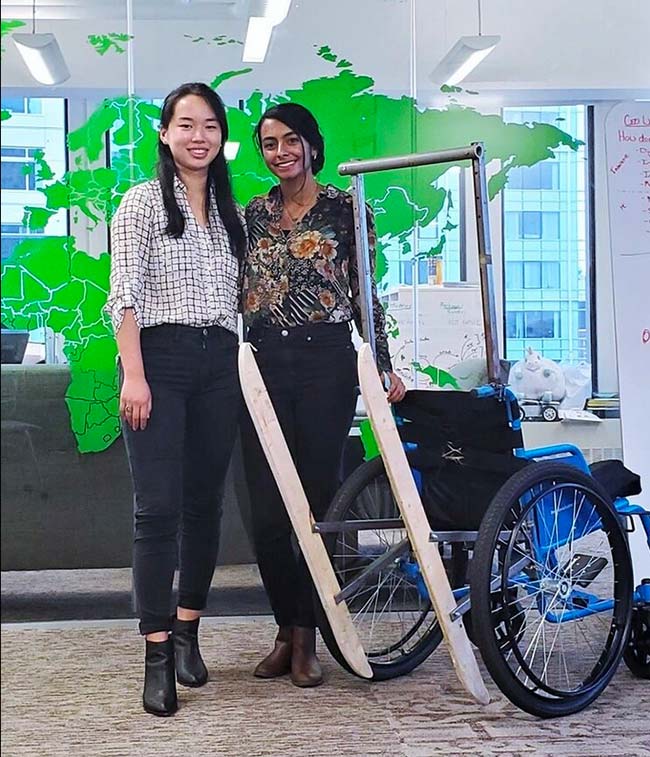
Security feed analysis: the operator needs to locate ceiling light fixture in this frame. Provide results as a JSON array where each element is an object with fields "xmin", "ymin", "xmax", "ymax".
[
  {"xmin": 13, "ymin": 0, "xmax": 70, "ymax": 85},
  {"xmin": 430, "ymin": 0, "xmax": 500, "ymax": 87},
  {"xmin": 242, "ymin": 0, "xmax": 291, "ymax": 63}
]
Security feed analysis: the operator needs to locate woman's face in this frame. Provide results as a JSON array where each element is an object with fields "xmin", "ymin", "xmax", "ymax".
[
  {"xmin": 259, "ymin": 118, "xmax": 313, "ymax": 182},
  {"xmin": 160, "ymin": 94, "xmax": 223, "ymax": 174}
]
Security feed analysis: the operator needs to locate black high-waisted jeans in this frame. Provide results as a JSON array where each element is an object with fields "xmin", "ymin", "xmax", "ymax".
[
  {"xmin": 121, "ymin": 323, "xmax": 240, "ymax": 636},
  {"xmin": 241, "ymin": 322, "xmax": 358, "ymax": 629}
]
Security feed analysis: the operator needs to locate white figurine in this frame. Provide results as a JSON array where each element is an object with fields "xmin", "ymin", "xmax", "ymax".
[{"xmin": 509, "ymin": 348, "xmax": 566, "ymax": 402}]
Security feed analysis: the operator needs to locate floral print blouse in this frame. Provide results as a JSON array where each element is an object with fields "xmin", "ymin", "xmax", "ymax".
[{"xmin": 243, "ymin": 183, "xmax": 392, "ymax": 372}]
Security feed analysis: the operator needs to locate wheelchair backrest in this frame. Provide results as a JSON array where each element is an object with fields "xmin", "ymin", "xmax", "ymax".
[
  {"xmin": 394, "ymin": 389, "xmax": 527, "ymax": 530},
  {"xmin": 394, "ymin": 389, "xmax": 523, "ymax": 456}
]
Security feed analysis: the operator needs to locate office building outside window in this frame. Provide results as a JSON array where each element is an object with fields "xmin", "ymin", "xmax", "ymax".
[
  {"xmin": 502, "ymin": 105, "xmax": 589, "ymax": 364},
  {"xmin": 0, "ymin": 97, "xmax": 68, "ymax": 362}
]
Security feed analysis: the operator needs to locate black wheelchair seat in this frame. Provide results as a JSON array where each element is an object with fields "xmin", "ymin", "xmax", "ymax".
[{"xmin": 589, "ymin": 459, "xmax": 642, "ymax": 500}]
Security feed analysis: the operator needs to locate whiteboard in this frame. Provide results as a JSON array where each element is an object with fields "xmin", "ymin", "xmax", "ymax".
[
  {"xmin": 605, "ymin": 101, "xmax": 650, "ymax": 580},
  {"xmin": 385, "ymin": 284, "xmax": 486, "ymax": 389}
]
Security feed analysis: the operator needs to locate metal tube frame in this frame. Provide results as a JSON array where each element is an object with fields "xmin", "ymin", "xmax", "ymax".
[
  {"xmin": 350, "ymin": 174, "xmax": 376, "ymax": 355},
  {"xmin": 340, "ymin": 142, "xmax": 501, "ymax": 383}
]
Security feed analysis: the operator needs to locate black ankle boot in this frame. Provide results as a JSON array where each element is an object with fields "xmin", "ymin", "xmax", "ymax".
[
  {"xmin": 172, "ymin": 616, "xmax": 208, "ymax": 688},
  {"xmin": 143, "ymin": 638, "xmax": 178, "ymax": 717}
]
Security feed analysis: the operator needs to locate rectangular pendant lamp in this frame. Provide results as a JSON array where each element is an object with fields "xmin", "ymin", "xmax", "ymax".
[
  {"xmin": 13, "ymin": 33, "xmax": 70, "ymax": 85},
  {"xmin": 430, "ymin": 34, "xmax": 500, "ymax": 87},
  {"xmin": 242, "ymin": 0, "xmax": 292, "ymax": 63}
]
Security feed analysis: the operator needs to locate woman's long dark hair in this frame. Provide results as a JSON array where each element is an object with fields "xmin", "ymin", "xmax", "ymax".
[
  {"xmin": 157, "ymin": 82, "xmax": 246, "ymax": 262},
  {"xmin": 254, "ymin": 102, "xmax": 325, "ymax": 175}
]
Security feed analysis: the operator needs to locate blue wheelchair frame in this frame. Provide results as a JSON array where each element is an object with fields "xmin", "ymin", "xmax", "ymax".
[{"xmin": 403, "ymin": 384, "xmax": 650, "ymax": 629}]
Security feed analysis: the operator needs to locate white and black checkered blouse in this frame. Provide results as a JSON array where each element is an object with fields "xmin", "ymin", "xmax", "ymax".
[{"xmin": 106, "ymin": 176, "xmax": 241, "ymax": 335}]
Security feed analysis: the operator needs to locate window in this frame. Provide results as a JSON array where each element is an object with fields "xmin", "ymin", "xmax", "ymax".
[
  {"xmin": 400, "ymin": 258, "xmax": 429, "ymax": 285},
  {"xmin": 522, "ymin": 211, "xmax": 542, "ymax": 238},
  {"xmin": 541, "ymin": 261, "xmax": 560, "ymax": 289},
  {"xmin": 506, "ymin": 262, "xmax": 523, "ymax": 289},
  {"xmin": 506, "ymin": 311, "xmax": 523, "ymax": 339},
  {"xmin": 1, "ymin": 147, "xmax": 40, "ymax": 190},
  {"xmin": 1, "ymin": 224, "xmax": 44, "ymax": 261},
  {"xmin": 0, "ymin": 97, "xmax": 42, "ymax": 115},
  {"xmin": 506, "ymin": 261, "xmax": 561, "ymax": 290},
  {"xmin": 508, "ymin": 162, "xmax": 558, "ymax": 190},
  {"xmin": 505, "ymin": 211, "xmax": 561, "ymax": 240},
  {"xmin": 525, "ymin": 310, "xmax": 558, "ymax": 338},
  {"xmin": 524, "ymin": 261, "xmax": 541, "ymax": 289},
  {"xmin": 1, "ymin": 97, "xmax": 68, "ymax": 364},
  {"xmin": 504, "ymin": 211, "xmax": 520, "ymax": 240},
  {"xmin": 542, "ymin": 212, "xmax": 560, "ymax": 239},
  {"xmin": 506, "ymin": 310, "xmax": 558, "ymax": 339},
  {"xmin": 502, "ymin": 105, "xmax": 589, "ymax": 363},
  {"xmin": 577, "ymin": 302, "xmax": 587, "ymax": 332}
]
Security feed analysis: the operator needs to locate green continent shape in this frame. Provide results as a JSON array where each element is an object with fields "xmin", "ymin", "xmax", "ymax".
[
  {"xmin": 1, "ymin": 238, "xmax": 119, "ymax": 452},
  {"xmin": 1, "ymin": 19, "xmax": 25, "ymax": 54},
  {"xmin": 412, "ymin": 362, "xmax": 460, "ymax": 390},
  {"xmin": 87, "ymin": 33, "xmax": 133, "ymax": 56}
]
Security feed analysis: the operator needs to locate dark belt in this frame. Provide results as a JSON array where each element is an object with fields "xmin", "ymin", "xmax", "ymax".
[
  {"xmin": 142, "ymin": 323, "xmax": 234, "ymax": 343},
  {"xmin": 247, "ymin": 321, "xmax": 352, "ymax": 347}
]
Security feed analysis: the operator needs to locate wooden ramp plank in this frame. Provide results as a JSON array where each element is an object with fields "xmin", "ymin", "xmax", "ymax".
[
  {"xmin": 357, "ymin": 343, "xmax": 490, "ymax": 704},
  {"xmin": 238, "ymin": 343, "xmax": 372, "ymax": 679}
]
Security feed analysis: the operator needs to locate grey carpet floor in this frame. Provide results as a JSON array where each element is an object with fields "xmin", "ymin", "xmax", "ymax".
[{"xmin": 1, "ymin": 617, "xmax": 648, "ymax": 757}]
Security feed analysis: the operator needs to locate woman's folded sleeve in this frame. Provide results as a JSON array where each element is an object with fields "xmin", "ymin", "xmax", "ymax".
[{"xmin": 105, "ymin": 185, "xmax": 152, "ymax": 334}]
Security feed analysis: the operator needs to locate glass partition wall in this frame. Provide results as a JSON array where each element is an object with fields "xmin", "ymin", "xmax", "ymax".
[{"xmin": 1, "ymin": 0, "xmax": 602, "ymax": 454}]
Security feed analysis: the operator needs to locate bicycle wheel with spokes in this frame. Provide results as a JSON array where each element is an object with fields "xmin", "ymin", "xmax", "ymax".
[
  {"xmin": 314, "ymin": 453, "xmax": 443, "ymax": 680},
  {"xmin": 471, "ymin": 461, "xmax": 633, "ymax": 718}
]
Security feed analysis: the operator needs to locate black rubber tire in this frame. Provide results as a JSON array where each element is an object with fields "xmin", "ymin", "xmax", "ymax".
[
  {"xmin": 471, "ymin": 461, "xmax": 633, "ymax": 718},
  {"xmin": 542, "ymin": 405, "xmax": 559, "ymax": 422},
  {"xmin": 314, "ymin": 453, "xmax": 443, "ymax": 681},
  {"xmin": 623, "ymin": 606, "xmax": 650, "ymax": 679}
]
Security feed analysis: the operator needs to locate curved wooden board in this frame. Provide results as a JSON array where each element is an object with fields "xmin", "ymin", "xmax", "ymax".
[
  {"xmin": 357, "ymin": 343, "xmax": 489, "ymax": 704},
  {"xmin": 238, "ymin": 343, "xmax": 373, "ymax": 679}
]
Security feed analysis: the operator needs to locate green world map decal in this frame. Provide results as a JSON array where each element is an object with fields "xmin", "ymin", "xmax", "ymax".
[
  {"xmin": 0, "ymin": 46, "xmax": 582, "ymax": 453},
  {"xmin": 87, "ymin": 33, "xmax": 134, "ymax": 56}
]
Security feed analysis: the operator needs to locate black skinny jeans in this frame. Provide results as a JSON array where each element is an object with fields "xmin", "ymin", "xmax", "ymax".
[
  {"xmin": 121, "ymin": 324, "xmax": 240, "ymax": 636},
  {"xmin": 241, "ymin": 322, "xmax": 358, "ymax": 629}
]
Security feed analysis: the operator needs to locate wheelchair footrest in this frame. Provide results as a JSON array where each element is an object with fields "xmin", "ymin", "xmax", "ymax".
[{"xmin": 559, "ymin": 553, "xmax": 608, "ymax": 588}]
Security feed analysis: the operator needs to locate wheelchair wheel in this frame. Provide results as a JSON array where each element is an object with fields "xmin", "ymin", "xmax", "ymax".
[
  {"xmin": 471, "ymin": 461, "xmax": 633, "ymax": 718},
  {"xmin": 314, "ymin": 453, "xmax": 443, "ymax": 680}
]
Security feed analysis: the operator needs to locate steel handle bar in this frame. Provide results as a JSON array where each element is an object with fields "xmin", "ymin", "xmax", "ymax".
[{"xmin": 338, "ymin": 144, "xmax": 482, "ymax": 176}]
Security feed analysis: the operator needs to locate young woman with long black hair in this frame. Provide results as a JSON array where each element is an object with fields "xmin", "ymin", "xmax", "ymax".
[{"xmin": 107, "ymin": 82, "xmax": 246, "ymax": 716}]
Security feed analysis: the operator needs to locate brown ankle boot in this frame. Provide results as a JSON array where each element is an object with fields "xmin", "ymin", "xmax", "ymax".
[
  {"xmin": 254, "ymin": 626, "xmax": 293, "ymax": 678},
  {"xmin": 290, "ymin": 626, "xmax": 323, "ymax": 688}
]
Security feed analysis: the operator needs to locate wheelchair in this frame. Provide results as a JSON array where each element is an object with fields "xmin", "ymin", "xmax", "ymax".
[{"xmin": 312, "ymin": 385, "xmax": 649, "ymax": 718}]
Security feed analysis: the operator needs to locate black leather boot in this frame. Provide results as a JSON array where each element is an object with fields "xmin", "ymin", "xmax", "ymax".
[
  {"xmin": 254, "ymin": 626, "xmax": 293, "ymax": 678},
  {"xmin": 143, "ymin": 638, "xmax": 178, "ymax": 716},
  {"xmin": 290, "ymin": 627, "xmax": 323, "ymax": 688},
  {"xmin": 172, "ymin": 616, "xmax": 208, "ymax": 688}
]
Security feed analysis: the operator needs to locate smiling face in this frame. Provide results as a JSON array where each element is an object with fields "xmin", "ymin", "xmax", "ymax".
[
  {"xmin": 259, "ymin": 118, "xmax": 314, "ymax": 183},
  {"xmin": 159, "ymin": 94, "xmax": 223, "ymax": 175}
]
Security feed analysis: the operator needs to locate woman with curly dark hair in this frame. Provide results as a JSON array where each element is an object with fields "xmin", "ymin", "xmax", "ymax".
[{"xmin": 241, "ymin": 102, "xmax": 405, "ymax": 688}]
